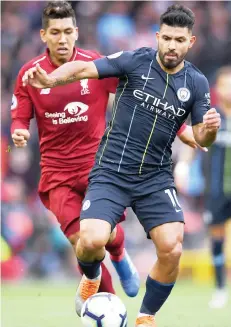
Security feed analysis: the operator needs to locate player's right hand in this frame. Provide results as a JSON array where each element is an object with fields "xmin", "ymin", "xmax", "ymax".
[
  {"xmin": 22, "ymin": 64, "xmax": 54, "ymax": 88},
  {"xmin": 203, "ymin": 108, "xmax": 221, "ymax": 132},
  {"xmin": 12, "ymin": 129, "xmax": 30, "ymax": 147}
]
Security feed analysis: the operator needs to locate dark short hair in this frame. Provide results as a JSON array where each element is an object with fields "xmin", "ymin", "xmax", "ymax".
[
  {"xmin": 160, "ymin": 4, "xmax": 195, "ymax": 31},
  {"xmin": 42, "ymin": 1, "xmax": 76, "ymax": 29}
]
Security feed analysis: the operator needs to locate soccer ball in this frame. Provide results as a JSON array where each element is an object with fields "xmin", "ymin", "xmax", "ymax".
[{"xmin": 81, "ymin": 292, "xmax": 127, "ymax": 327}]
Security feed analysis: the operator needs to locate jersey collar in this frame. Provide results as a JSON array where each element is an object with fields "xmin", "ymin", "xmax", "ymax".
[{"xmin": 46, "ymin": 47, "xmax": 78, "ymax": 68}]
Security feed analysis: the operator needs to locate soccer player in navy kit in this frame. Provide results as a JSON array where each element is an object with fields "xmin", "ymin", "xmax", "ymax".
[
  {"xmin": 203, "ymin": 66, "xmax": 231, "ymax": 309},
  {"xmin": 23, "ymin": 5, "xmax": 221, "ymax": 327},
  {"xmin": 175, "ymin": 66, "xmax": 231, "ymax": 309}
]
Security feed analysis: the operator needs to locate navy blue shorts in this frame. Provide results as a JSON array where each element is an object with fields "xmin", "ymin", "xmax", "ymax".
[
  {"xmin": 204, "ymin": 195, "xmax": 231, "ymax": 225},
  {"xmin": 80, "ymin": 166, "xmax": 184, "ymax": 238}
]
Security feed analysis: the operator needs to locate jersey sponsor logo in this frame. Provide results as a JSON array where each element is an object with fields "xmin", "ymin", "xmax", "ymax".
[
  {"xmin": 11, "ymin": 94, "xmax": 18, "ymax": 110},
  {"xmin": 64, "ymin": 101, "xmax": 88, "ymax": 117},
  {"xmin": 177, "ymin": 87, "xmax": 190, "ymax": 102},
  {"xmin": 141, "ymin": 74, "xmax": 155, "ymax": 80},
  {"xmin": 107, "ymin": 51, "xmax": 123, "ymax": 59},
  {"xmin": 45, "ymin": 101, "xmax": 89, "ymax": 125},
  {"xmin": 40, "ymin": 88, "xmax": 51, "ymax": 95},
  {"xmin": 133, "ymin": 89, "xmax": 186, "ymax": 119},
  {"xmin": 80, "ymin": 79, "xmax": 90, "ymax": 95}
]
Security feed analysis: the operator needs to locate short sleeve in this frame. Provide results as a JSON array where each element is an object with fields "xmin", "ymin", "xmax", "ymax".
[
  {"xmin": 94, "ymin": 51, "xmax": 135, "ymax": 78},
  {"xmin": 191, "ymin": 74, "xmax": 210, "ymax": 126}
]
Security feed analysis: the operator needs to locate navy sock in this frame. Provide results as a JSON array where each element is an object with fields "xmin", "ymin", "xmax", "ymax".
[
  {"xmin": 211, "ymin": 238, "xmax": 226, "ymax": 289},
  {"xmin": 77, "ymin": 258, "xmax": 102, "ymax": 279},
  {"xmin": 140, "ymin": 276, "xmax": 175, "ymax": 315}
]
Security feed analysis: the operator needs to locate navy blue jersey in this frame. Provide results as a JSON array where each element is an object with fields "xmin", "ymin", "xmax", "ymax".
[
  {"xmin": 203, "ymin": 110, "xmax": 231, "ymax": 197},
  {"xmin": 94, "ymin": 47, "xmax": 210, "ymax": 174}
]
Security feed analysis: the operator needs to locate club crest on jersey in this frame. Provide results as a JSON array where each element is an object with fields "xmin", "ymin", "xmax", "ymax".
[
  {"xmin": 11, "ymin": 94, "xmax": 18, "ymax": 110},
  {"xmin": 177, "ymin": 88, "xmax": 190, "ymax": 102},
  {"xmin": 80, "ymin": 79, "xmax": 90, "ymax": 95}
]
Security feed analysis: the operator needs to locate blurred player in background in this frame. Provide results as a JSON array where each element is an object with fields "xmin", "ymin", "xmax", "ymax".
[
  {"xmin": 175, "ymin": 66, "xmax": 231, "ymax": 309},
  {"xmin": 11, "ymin": 1, "xmax": 140, "ymax": 298},
  {"xmin": 205, "ymin": 66, "xmax": 231, "ymax": 309},
  {"xmin": 23, "ymin": 4, "xmax": 221, "ymax": 326}
]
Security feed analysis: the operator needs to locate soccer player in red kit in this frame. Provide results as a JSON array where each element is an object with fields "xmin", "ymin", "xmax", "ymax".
[{"xmin": 10, "ymin": 1, "xmax": 140, "ymax": 299}]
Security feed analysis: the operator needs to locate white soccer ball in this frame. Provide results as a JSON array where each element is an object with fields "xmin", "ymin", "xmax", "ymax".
[{"xmin": 81, "ymin": 292, "xmax": 127, "ymax": 327}]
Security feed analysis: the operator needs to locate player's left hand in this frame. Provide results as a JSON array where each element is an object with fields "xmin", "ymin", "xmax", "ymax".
[
  {"xmin": 22, "ymin": 64, "xmax": 54, "ymax": 88},
  {"xmin": 178, "ymin": 125, "xmax": 208, "ymax": 152},
  {"xmin": 203, "ymin": 108, "xmax": 221, "ymax": 132}
]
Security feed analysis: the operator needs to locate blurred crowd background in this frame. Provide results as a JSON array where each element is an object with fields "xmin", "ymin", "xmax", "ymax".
[{"xmin": 1, "ymin": 1, "xmax": 231, "ymax": 282}]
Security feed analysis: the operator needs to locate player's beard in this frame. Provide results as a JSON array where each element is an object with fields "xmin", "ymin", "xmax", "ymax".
[{"xmin": 158, "ymin": 49, "xmax": 186, "ymax": 69}]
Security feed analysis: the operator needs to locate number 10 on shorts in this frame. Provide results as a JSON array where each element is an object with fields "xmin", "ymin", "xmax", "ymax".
[{"xmin": 165, "ymin": 189, "xmax": 182, "ymax": 212}]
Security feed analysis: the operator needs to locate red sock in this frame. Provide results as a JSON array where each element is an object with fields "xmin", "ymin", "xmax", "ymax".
[
  {"xmin": 98, "ymin": 262, "xmax": 115, "ymax": 294},
  {"xmin": 106, "ymin": 224, "xmax": 125, "ymax": 260},
  {"xmin": 77, "ymin": 262, "xmax": 115, "ymax": 294}
]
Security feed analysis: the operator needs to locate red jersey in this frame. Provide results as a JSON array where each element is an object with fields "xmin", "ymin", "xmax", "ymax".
[{"xmin": 11, "ymin": 47, "xmax": 118, "ymax": 172}]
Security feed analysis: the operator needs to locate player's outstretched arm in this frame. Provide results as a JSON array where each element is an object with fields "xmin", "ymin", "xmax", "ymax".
[
  {"xmin": 192, "ymin": 108, "xmax": 221, "ymax": 147},
  {"xmin": 22, "ymin": 61, "xmax": 99, "ymax": 88}
]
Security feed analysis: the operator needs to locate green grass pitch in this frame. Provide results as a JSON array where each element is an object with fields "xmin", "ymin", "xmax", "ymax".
[{"xmin": 1, "ymin": 280, "xmax": 230, "ymax": 327}]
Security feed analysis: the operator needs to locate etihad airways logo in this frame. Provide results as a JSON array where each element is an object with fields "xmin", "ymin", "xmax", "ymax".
[
  {"xmin": 133, "ymin": 89, "xmax": 186, "ymax": 118},
  {"xmin": 45, "ymin": 102, "xmax": 89, "ymax": 125}
]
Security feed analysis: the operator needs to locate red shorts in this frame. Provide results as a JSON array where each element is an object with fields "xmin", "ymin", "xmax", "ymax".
[{"xmin": 38, "ymin": 167, "xmax": 125, "ymax": 237}]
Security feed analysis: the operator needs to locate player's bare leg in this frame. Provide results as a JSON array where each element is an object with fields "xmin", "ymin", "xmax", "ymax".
[
  {"xmin": 74, "ymin": 219, "xmax": 111, "ymax": 316},
  {"xmin": 208, "ymin": 224, "xmax": 228, "ymax": 309},
  {"xmin": 71, "ymin": 222, "xmax": 139, "ymax": 310},
  {"xmin": 135, "ymin": 222, "xmax": 184, "ymax": 327},
  {"xmin": 68, "ymin": 231, "xmax": 116, "ymax": 294}
]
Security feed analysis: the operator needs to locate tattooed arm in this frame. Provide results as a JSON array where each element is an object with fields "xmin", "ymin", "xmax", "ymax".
[{"xmin": 22, "ymin": 61, "xmax": 99, "ymax": 89}]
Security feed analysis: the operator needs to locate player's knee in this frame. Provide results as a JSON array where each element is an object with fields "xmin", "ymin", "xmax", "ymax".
[
  {"xmin": 169, "ymin": 241, "xmax": 183, "ymax": 264},
  {"xmin": 158, "ymin": 239, "xmax": 183, "ymax": 265},
  {"xmin": 81, "ymin": 234, "xmax": 107, "ymax": 252},
  {"xmin": 79, "ymin": 219, "xmax": 111, "ymax": 252},
  {"xmin": 80, "ymin": 228, "xmax": 108, "ymax": 252}
]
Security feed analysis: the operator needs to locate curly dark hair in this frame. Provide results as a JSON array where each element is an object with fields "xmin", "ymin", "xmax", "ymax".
[{"xmin": 42, "ymin": 1, "xmax": 76, "ymax": 29}]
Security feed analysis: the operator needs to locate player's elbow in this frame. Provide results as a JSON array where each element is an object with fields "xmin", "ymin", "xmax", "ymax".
[{"xmin": 80, "ymin": 61, "xmax": 99, "ymax": 80}]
